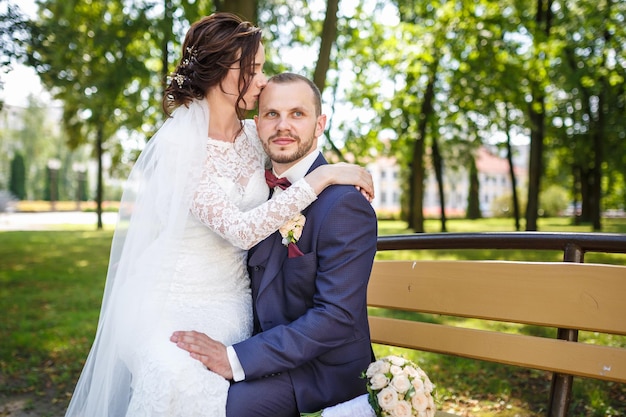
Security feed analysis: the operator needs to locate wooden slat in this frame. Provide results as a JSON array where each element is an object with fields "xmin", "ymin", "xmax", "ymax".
[
  {"xmin": 369, "ymin": 316, "xmax": 626, "ymax": 383},
  {"xmin": 367, "ymin": 260, "xmax": 626, "ymax": 335}
]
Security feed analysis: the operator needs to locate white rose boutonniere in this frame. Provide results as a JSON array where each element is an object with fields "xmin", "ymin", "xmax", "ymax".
[{"xmin": 279, "ymin": 213, "xmax": 306, "ymax": 258}]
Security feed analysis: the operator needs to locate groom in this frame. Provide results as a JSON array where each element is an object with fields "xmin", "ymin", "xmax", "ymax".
[{"xmin": 172, "ymin": 73, "xmax": 378, "ymax": 416}]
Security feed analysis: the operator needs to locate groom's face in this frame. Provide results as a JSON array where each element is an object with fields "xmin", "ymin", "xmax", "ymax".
[{"xmin": 255, "ymin": 80, "xmax": 326, "ymax": 172}]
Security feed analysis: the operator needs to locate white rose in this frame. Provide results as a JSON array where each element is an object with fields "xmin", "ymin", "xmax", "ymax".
[
  {"xmin": 366, "ymin": 359, "xmax": 389, "ymax": 378},
  {"xmin": 423, "ymin": 377, "xmax": 434, "ymax": 393},
  {"xmin": 390, "ymin": 400, "xmax": 412, "ymax": 417},
  {"xmin": 279, "ymin": 214, "xmax": 305, "ymax": 244},
  {"xmin": 426, "ymin": 395, "xmax": 437, "ymax": 417},
  {"xmin": 377, "ymin": 387, "xmax": 399, "ymax": 411},
  {"xmin": 427, "ymin": 393, "xmax": 435, "ymax": 412},
  {"xmin": 418, "ymin": 398, "xmax": 436, "ymax": 417},
  {"xmin": 388, "ymin": 356, "xmax": 407, "ymax": 367},
  {"xmin": 403, "ymin": 365, "xmax": 419, "ymax": 378},
  {"xmin": 390, "ymin": 375, "xmax": 411, "ymax": 394},
  {"xmin": 412, "ymin": 376, "xmax": 425, "ymax": 393},
  {"xmin": 411, "ymin": 392, "xmax": 429, "ymax": 412},
  {"xmin": 390, "ymin": 364, "xmax": 404, "ymax": 376},
  {"xmin": 370, "ymin": 372, "xmax": 390, "ymax": 390}
]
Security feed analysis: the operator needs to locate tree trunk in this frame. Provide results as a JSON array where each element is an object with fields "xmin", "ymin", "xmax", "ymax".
[
  {"xmin": 580, "ymin": 165, "xmax": 593, "ymax": 222},
  {"xmin": 431, "ymin": 136, "xmax": 446, "ymax": 232},
  {"xmin": 409, "ymin": 64, "xmax": 438, "ymax": 233},
  {"xmin": 505, "ymin": 111, "xmax": 521, "ymax": 231},
  {"xmin": 525, "ymin": 0, "xmax": 552, "ymax": 231},
  {"xmin": 313, "ymin": 0, "xmax": 344, "ymax": 158},
  {"xmin": 313, "ymin": 0, "xmax": 340, "ymax": 93},
  {"xmin": 466, "ymin": 157, "xmax": 481, "ymax": 219},
  {"xmin": 525, "ymin": 100, "xmax": 544, "ymax": 231},
  {"xmin": 409, "ymin": 138, "xmax": 425, "ymax": 232},
  {"xmin": 96, "ymin": 127, "xmax": 104, "ymax": 230},
  {"xmin": 571, "ymin": 164, "xmax": 581, "ymax": 224},
  {"xmin": 591, "ymin": 91, "xmax": 604, "ymax": 231},
  {"xmin": 589, "ymin": 21, "xmax": 613, "ymax": 232},
  {"xmin": 160, "ymin": 0, "xmax": 174, "ymax": 94}
]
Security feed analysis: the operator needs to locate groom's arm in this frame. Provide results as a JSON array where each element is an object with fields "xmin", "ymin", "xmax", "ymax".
[
  {"xmin": 172, "ymin": 187, "xmax": 377, "ymax": 381},
  {"xmin": 233, "ymin": 187, "xmax": 377, "ymax": 380}
]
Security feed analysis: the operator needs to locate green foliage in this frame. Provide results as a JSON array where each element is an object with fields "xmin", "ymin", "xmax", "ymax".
[
  {"xmin": 539, "ymin": 184, "xmax": 569, "ymax": 217},
  {"xmin": 0, "ymin": 0, "xmax": 28, "ymax": 75},
  {"xmin": 28, "ymin": 0, "xmax": 157, "ymax": 143},
  {"xmin": 490, "ymin": 195, "xmax": 520, "ymax": 220},
  {"xmin": 491, "ymin": 192, "xmax": 527, "ymax": 218},
  {"xmin": 9, "ymin": 152, "xmax": 25, "ymax": 199},
  {"xmin": 6, "ymin": 0, "xmax": 625, "ymax": 226}
]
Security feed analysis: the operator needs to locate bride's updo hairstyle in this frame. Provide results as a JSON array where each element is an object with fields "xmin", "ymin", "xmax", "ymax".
[{"xmin": 163, "ymin": 12, "xmax": 263, "ymax": 117}]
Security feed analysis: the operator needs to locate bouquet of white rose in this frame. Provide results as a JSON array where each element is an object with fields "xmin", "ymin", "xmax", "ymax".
[
  {"xmin": 302, "ymin": 355, "xmax": 436, "ymax": 417},
  {"xmin": 364, "ymin": 355, "xmax": 436, "ymax": 417}
]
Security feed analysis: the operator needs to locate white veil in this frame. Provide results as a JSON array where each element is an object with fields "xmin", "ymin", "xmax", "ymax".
[{"xmin": 65, "ymin": 99, "xmax": 210, "ymax": 417}]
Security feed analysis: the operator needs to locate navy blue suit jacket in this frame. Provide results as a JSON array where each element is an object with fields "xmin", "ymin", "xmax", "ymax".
[{"xmin": 233, "ymin": 154, "xmax": 378, "ymax": 412}]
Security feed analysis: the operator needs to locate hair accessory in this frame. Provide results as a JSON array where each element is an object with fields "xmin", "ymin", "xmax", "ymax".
[
  {"xmin": 171, "ymin": 73, "xmax": 186, "ymax": 88},
  {"xmin": 181, "ymin": 46, "xmax": 198, "ymax": 68}
]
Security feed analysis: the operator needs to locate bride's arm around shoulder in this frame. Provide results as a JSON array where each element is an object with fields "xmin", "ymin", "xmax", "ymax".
[{"xmin": 243, "ymin": 119, "xmax": 271, "ymax": 168}]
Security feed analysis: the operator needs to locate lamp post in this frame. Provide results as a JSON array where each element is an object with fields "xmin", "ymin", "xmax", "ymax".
[{"xmin": 47, "ymin": 159, "xmax": 61, "ymax": 211}]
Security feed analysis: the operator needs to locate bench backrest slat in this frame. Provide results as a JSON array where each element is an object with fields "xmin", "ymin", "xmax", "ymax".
[
  {"xmin": 368, "ymin": 260, "xmax": 626, "ymax": 335},
  {"xmin": 369, "ymin": 316, "xmax": 626, "ymax": 383}
]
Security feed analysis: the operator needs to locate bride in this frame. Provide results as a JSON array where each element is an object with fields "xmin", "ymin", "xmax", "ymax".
[{"xmin": 64, "ymin": 13, "xmax": 373, "ymax": 417}]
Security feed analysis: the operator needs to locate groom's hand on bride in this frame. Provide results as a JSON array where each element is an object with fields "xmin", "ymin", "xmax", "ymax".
[{"xmin": 170, "ymin": 331, "xmax": 234, "ymax": 380}]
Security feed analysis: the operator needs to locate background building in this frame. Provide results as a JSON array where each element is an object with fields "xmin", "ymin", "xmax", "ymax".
[{"xmin": 367, "ymin": 144, "xmax": 529, "ymax": 218}]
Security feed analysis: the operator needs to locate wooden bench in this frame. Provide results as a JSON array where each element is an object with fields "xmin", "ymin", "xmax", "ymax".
[{"xmin": 367, "ymin": 232, "xmax": 626, "ymax": 417}]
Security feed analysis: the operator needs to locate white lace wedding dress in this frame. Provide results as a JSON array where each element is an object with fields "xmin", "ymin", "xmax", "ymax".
[
  {"xmin": 64, "ymin": 100, "xmax": 318, "ymax": 417},
  {"xmin": 120, "ymin": 120, "xmax": 317, "ymax": 417}
]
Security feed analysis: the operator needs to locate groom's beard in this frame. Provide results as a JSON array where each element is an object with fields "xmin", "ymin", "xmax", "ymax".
[{"xmin": 262, "ymin": 131, "xmax": 316, "ymax": 164}]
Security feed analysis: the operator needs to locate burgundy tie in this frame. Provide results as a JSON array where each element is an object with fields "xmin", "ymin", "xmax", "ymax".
[{"xmin": 265, "ymin": 169, "xmax": 292, "ymax": 190}]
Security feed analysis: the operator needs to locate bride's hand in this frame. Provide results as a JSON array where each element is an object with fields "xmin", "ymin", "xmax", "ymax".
[{"xmin": 305, "ymin": 163, "xmax": 375, "ymax": 202}]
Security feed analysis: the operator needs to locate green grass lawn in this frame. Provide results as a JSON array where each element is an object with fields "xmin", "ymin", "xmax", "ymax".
[
  {"xmin": 0, "ymin": 230, "xmax": 111, "ymax": 415},
  {"xmin": 1, "ymin": 218, "xmax": 625, "ymax": 416}
]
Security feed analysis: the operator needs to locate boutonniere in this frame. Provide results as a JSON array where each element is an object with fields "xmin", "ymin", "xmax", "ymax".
[{"xmin": 279, "ymin": 213, "xmax": 306, "ymax": 258}]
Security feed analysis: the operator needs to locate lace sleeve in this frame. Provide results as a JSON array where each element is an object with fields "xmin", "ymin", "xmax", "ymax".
[{"xmin": 190, "ymin": 171, "xmax": 317, "ymax": 250}]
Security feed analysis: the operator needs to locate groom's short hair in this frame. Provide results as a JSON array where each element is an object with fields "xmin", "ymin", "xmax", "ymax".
[{"xmin": 266, "ymin": 73, "xmax": 322, "ymax": 116}]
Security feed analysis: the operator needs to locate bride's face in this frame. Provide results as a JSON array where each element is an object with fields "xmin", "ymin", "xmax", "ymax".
[{"xmin": 221, "ymin": 43, "xmax": 267, "ymax": 110}]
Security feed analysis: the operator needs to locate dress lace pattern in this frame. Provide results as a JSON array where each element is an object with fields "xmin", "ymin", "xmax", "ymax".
[
  {"xmin": 124, "ymin": 120, "xmax": 317, "ymax": 417},
  {"xmin": 191, "ymin": 120, "xmax": 317, "ymax": 250}
]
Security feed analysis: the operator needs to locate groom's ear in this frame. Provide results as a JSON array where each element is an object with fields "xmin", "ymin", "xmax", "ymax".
[{"xmin": 315, "ymin": 114, "xmax": 327, "ymax": 138}]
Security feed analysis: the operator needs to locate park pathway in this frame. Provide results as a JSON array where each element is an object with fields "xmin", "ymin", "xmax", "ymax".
[{"xmin": 0, "ymin": 211, "xmax": 117, "ymax": 231}]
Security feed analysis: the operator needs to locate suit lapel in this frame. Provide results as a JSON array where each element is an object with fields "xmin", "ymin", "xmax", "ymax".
[
  {"xmin": 252, "ymin": 153, "xmax": 329, "ymax": 298},
  {"xmin": 256, "ymin": 232, "xmax": 287, "ymax": 298},
  {"xmin": 248, "ymin": 234, "xmax": 276, "ymax": 267}
]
